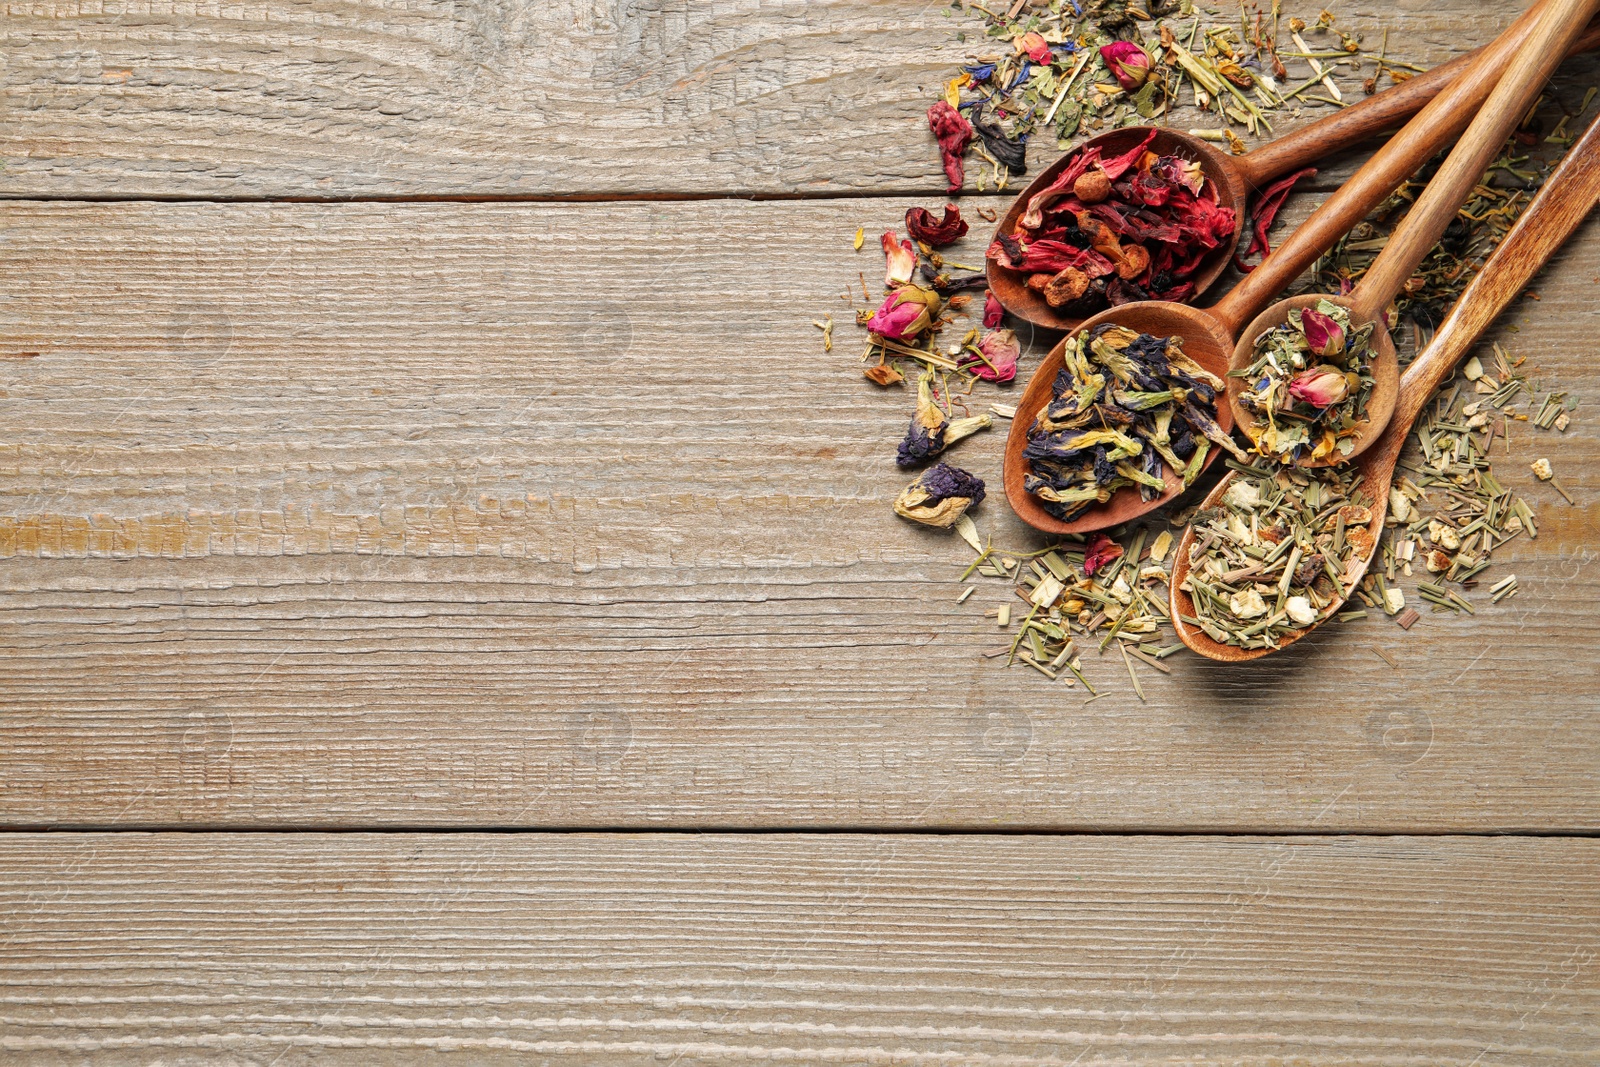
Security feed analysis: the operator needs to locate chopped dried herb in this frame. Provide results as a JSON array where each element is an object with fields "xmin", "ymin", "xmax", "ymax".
[
  {"xmin": 1235, "ymin": 300, "xmax": 1376, "ymax": 462},
  {"xmin": 1023, "ymin": 324, "xmax": 1245, "ymax": 520},
  {"xmin": 1182, "ymin": 462, "xmax": 1373, "ymax": 648}
]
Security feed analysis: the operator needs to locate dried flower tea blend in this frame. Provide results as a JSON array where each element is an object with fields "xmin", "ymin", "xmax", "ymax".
[
  {"xmin": 1234, "ymin": 299, "xmax": 1377, "ymax": 461},
  {"xmin": 1023, "ymin": 324, "xmax": 1246, "ymax": 519},
  {"xmin": 988, "ymin": 129, "xmax": 1238, "ymax": 314}
]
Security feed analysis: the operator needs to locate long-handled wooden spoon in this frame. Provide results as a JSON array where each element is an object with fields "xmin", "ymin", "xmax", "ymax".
[
  {"xmin": 987, "ymin": 3, "xmax": 1600, "ymax": 332},
  {"xmin": 1225, "ymin": 0, "xmax": 1600, "ymax": 468},
  {"xmin": 1002, "ymin": 1, "xmax": 1585, "ymax": 535},
  {"xmin": 1171, "ymin": 107, "xmax": 1600, "ymax": 662}
]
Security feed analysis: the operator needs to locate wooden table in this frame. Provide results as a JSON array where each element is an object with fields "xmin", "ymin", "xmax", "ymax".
[{"xmin": 2, "ymin": 0, "xmax": 1596, "ymax": 1061}]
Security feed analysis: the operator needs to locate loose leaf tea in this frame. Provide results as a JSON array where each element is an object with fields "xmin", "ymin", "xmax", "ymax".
[
  {"xmin": 929, "ymin": 0, "xmax": 1381, "ymax": 196},
  {"xmin": 988, "ymin": 129, "xmax": 1238, "ymax": 314},
  {"xmin": 1024, "ymin": 324, "xmax": 1246, "ymax": 520},
  {"xmin": 1180, "ymin": 461, "xmax": 1375, "ymax": 648},
  {"xmin": 1235, "ymin": 299, "xmax": 1376, "ymax": 462}
]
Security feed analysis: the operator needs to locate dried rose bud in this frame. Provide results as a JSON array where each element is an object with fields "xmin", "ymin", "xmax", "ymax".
[
  {"xmin": 1287, "ymin": 365, "xmax": 1350, "ymax": 408},
  {"xmin": 867, "ymin": 286, "xmax": 941, "ymax": 342},
  {"xmin": 1099, "ymin": 42, "xmax": 1152, "ymax": 91},
  {"xmin": 1073, "ymin": 167, "xmax": 1113, "ymax": 204},
  {"xmin": 1016, "ymin": 31, "xmax": 1054, "ymax": 65},
  {"xmin": 1298, "ymin": 306, "xmax": 1346, "ymax": 356},
  {"xmin": 882, "ymin": 231, "xmax": 917, "ymax": 287}
]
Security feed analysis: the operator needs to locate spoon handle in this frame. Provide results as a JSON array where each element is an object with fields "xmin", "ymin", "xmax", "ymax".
[
  {"xmin": 1231, "ymin": 6, "xmax": 1600, "ymax": 192},
  {"xmin": 1349, "ymin": 0, "xmax": 1600, "ymax": 322},
  {"xmin": 1370, "ymin": 113, "xmax": 1600, "ymax": 473},
  {"xmin": 1207, "ymin": 2, "xmax": 1561, "ymax": 336}
]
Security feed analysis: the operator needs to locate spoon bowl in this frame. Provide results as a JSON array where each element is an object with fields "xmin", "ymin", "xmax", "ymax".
[
  {"xmin": 1002, "ymin": 300, "xmax": 1234, "ymax": 534},
  {"xmin": 987, "ymin": 128, "xmax": 1243, "ymax": 331},
  {"xmin": 1226, "ymin": 293, "xmax": 1400, "ymax": 469}
]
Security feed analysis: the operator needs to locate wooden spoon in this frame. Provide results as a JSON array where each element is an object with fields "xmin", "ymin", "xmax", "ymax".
[
  {"xmin": 1001, "ymin": 0, "xmax": 1580, "ymax": 535},
  {"xmin": 987, "ymin": 3, "xmax": 1600, "ymax": 333},
  {"xmin": 1225, "ymin": 0, "xmax": 1600, "ymax": 468},
  {"xmin": 1172, "ymin": 106, "xmax": 1600, "ymax": 662}
]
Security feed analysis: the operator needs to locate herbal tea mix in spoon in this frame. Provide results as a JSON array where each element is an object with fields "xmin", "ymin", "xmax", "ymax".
[
  {"xmin": 1224, "ymin": 0, "xmax": 1600, "ymax": 467},
  {"xmin": 985, "ymin": 3, "xmax": 1600, "ymax": 332},
  {"xmin": 1000, "ymin": 11, "xmax": 1564, "ymax": 535},
  {"xmin": 1171, "ymin": 106, "xmax": 1600, "ymax": 662}
]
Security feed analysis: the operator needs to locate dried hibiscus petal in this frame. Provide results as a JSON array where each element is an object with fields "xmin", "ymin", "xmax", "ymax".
[
  {"xmin": 927, "ymin": 101, "xmax": 974, "ymax": 194},
  {"xmin": 905, "ymin": 204, "xmax": 969, "ymax": 247},
  {"xmin": 1233, "ymin": 166, "xmax": 1315, "ymax": 272}
]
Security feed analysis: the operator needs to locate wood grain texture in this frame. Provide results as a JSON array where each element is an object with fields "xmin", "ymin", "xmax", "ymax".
[
  {"xmin": 0, "ymin": 196, "xmax": 1596, "ymax": 831},
  {"xmin": 0, "ymin": 833, "xmax": 1595, "ymax": 1064},
  {"xmin": 1, "ymin": 0, "xmax": 1583, "ymax": 198}
]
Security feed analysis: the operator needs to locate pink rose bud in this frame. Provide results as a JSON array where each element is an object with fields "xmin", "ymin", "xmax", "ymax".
[
  {"xmin": 1298, "ymin": 307, "xmax": 1346, "ymax": 356},
  {"xmin": 867, "ymin": 286, "xmax": 941, "ymax": 342},
  {"xmin": 882, "ymin": 231, "xmax": 917, "ymax": 286},
  {"xmin": 1288, "ymin": 365, "xmax": 1351, "ymax": 408},
  {"xmin": 1099, "ymin": 42, "xmax": 1152, "ymax": 91}
]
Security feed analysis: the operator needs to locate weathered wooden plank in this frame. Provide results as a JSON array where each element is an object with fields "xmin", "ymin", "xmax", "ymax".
[
  {"xmin": 0, "ymin": 833, "xmax": 1595, "ymax": 1064},
  {"xmin": 0, "ymin": 0, "xmax": 1572, "ymax": 197},
  {"xmin": 0, "ymin": 197, "xmax": 1595, "ymax": 830}
]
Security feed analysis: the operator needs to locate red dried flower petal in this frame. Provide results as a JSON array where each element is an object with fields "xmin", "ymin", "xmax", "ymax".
[
  {"xmin": 1083, "ymin": 533, "xmax": 1123, "ymax": 577},
  {"xmin": 927, "ymin": 102, "xmax": 974, "ymax": 194},
  {"xmin": 1233, "ymin": 166, "xmax": 1316, "ymax": 273},
  {"xmin": 905, "ymin": 204, "xmax": 969, "ymax": 247},
  {"xmin": 982, "ymin": 290, "xmax": 1004, "ymax": 328}
]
